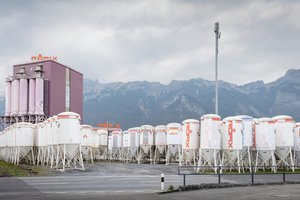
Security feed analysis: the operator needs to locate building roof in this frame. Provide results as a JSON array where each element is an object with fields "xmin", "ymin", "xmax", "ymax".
[{"xmin": 13, "ymin": 60, "xmax": 83, "ymax": 75}]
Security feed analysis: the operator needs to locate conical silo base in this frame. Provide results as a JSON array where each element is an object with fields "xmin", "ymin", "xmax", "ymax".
[
  {"xmin": 153, "ymin": 145, "xmax": 166, "ymax": 164},
  {"xmin": 198, "ymin": 149, "xmax": 220, "ymax": 173},
  {"xmin": 275, "ymin": 146, "xmax": 294, "ymax": 171},
  {"xmin": 221, "ymin": 149, "xmax": 242, "ymax": 173},
  {"xmin": 255, "ymin": 150, "xmax": 276, "ymax": 172},
  {"xmin": 166, "ymin": 144, "xmax": 181, "ymax": 165},
  {"xmin": 56, "ymin": 144, "xmax": 84, "ymax": 171}
]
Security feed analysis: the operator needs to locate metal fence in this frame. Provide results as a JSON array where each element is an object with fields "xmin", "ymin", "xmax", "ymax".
[{"xmin": 178, "ymin": 165, "xmax": 300, "ymax": 186}]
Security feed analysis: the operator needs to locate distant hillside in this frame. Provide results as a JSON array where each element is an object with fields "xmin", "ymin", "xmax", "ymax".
[{"xmin": 82, "ymin": 69, "xmax": 300, "ymax": 130}]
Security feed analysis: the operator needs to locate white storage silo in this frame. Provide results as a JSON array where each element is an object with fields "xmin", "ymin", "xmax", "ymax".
[
  {"xmin": 45, "ymin": 118, "xmax": 52, "ymax": 166},
  {"xmin": 98, "ymin": 129, "xmax": 108, "ymax": 159},
  {"xmin": 108, "ymin": 135, "xmax": 112, "ymax": 160},
  {"xmin": 91, "ymin": 129, "xmax": 100, "ymax": 161},
  {"xmin": 180, "ymin": 119, "xmax": 200, "ymax": 166},
  {"xmin": 11, "ymin": 125, "xmax": 17, "ymax": 164},
  {"xmin": 127, "ymin": 127, "xmax": 140, "ymax": 162},
  {"xmin": 6, "ymin": 126, "xmax": 15, "ymax": 163},
  {"xmin": 255, "ymin": 118, "xmax": 276, "ymax": 172},
  {"xmin": 138, "ymin": 125, "xmax": 154, "ymax": 164},
  {"xmin": 5, "ymin": 127, "xmax": 11, "ymax": 162},
  {"xmin": 236, "ymin": 115, "xmax": 253, "ymax": 170},
  {"xmin": 14, "ymin": 122, "xmax": 34, "ymax": 165},
  {"xmin": 5, "ymin": 78, "xmax": 12, "ymax": 116},
  {"xmin": 221, "ymin": 117, "xmax": 243, "ymax": 173},
  {"xmin": 80, "ymin": 125, "xmax": 93, "ymax": 163},
  {"xmin": 166, "ymin": 123, "xmax": 182, "ymax": 165},
  {"xmin": 10, "ymin": 125, "xmax": 16, "ymax": 164},
  {"xmin": 111, "ymin": 131, "xmax": 122, "ymax": 161},
  {"xmin": 0, "ymin": 131, "xmax": 5, "ymax": 161},
  {"xmin": 273, "ymin": 115, "xmax": 294, "ymax": 170},
  {"xmin": 198, "ymin": 114, "xmax": 221, "ymax": 173},
  {"xmin": 122, "ymin": 131, "xmax": 129, "ymax": 162},
  {"xmin": 294, "ymin": 122, "xmax": 300, "ymax": 165},
  {"xmin": 32, "ymin": 124, "xmax": 38, "ymax": 163},
  {"xmin": 50, "ymin": 116, "xmax": 58, "ymax": 168},
  {"xmin": 153, "ymin": 125, "xmax": 167, "ymax": 164},
  {"xmin": 56, "ymin": 112, "xmax": 84, "ymax": 171},
  {"xmin": 36, "ymin": 123, "xmax": 47, "ymax": 166}
]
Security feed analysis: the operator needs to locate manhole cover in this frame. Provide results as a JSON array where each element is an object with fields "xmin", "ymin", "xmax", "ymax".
[{"xmin": 271, "ymin": 194, "xmax": 291, "ymax": 198}]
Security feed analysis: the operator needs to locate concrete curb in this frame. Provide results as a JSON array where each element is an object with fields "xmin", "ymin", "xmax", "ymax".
[
  {"xmin": 156, "ymin": 189, "xmax": 179, "ymax": 194},
  {"xmin": 157, "ymin": 181, "xmax": 300, "ymax": 194}
]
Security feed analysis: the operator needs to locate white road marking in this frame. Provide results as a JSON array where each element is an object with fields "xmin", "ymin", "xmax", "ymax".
[{"xmin": 28, "ymin": 182, "xmax": 69, "ymax": 185}]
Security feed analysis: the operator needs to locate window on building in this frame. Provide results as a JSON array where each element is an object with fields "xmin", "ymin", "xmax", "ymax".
[{"xmin": 66, "ymin": 68, "xmax": 70, "ymax": 111}]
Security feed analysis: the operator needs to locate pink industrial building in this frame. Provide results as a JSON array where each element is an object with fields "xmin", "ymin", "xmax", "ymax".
[{"xmin": 3, "ymin": 60, "xmax": 83, "ymax": 125}]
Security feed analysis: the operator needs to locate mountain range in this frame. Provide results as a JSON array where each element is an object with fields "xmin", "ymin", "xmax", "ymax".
[
  {"xmin": 1, "ymin": 69, "xmax": 300, "ymax": 130},
  {"xmin": 83, "ymin": 69, "xmax": 300, "ymax": 130}
]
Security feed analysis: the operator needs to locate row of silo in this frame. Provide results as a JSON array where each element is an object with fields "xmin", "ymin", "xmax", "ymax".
[
  {"xmin": 1, "ymin": 112, "xmax": 300, "ymax": 173},
  {"xmin": 198, "ymin": 115, "xmax": 297, "ymax": 173},
  {"xmin": 5, "ymin": 66, "xmax": 44, "ymax": 117},
  {"xmin": 0, "ymin": 112, "xmax": 85, "ymax": 171},
  {"xmin": 0, "ymin": 122, "xmax": 34, "ymax": 165},
  {"xmin": 117, "ymin": 122, "xmax": 186, "ymax": 165}
]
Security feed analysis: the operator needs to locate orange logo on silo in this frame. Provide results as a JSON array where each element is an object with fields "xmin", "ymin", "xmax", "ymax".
[
  {"xmin": 31, "ymin": 54, "xmax": 57, "ymax": 61},
  {"xmin": 185, "ymin": 123, "xmax": 192, "ymax": 148},
  {"xmin": 228, "ymin": 121, "xmax": 235, "ymax": 148}
]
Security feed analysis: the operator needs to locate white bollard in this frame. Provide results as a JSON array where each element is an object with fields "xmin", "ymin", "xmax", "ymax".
[{"xmin": 161, "ymin": 173, "xmax": 164, "ymax": 191}]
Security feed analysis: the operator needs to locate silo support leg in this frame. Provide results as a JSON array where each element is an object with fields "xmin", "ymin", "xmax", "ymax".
[
  {"xmin": 289, "ymin": 147, "xmax": 294, "ymax": 172},
  {"xmin": 31, "ymin": 147, "xmax": 35, "ymax": 165},
  {"xmin": 63, "ymin": 144, "xmax": 65, "ymax": 171}
]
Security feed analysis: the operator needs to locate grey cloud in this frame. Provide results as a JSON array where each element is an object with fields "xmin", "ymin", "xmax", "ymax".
[{"xmin": 0, "ymin": 0, "xmax": 299, "ymax": 91}]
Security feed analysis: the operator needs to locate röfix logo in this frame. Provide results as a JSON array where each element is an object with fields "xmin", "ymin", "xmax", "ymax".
[{"xmin": 31, "ymin": 54, "xmax": 57, "ymax": 61}]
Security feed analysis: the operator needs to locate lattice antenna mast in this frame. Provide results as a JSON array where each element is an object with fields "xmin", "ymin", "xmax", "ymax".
[{"xmin": 214, "ymin": 22, "xmax": 221, "ymax": 115}]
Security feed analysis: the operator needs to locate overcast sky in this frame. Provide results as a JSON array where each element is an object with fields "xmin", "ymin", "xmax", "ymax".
[{"xmin": 0, "ymin": 0, "xmax": 299, "ymax": 92}]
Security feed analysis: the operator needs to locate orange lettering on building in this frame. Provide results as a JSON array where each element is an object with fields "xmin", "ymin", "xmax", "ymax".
[
  {"xmin": 31, "ymin": 54, "xmax": 57, "ymax": 61},
  {"xmin": 98, "ymin": 122, "xmax": 121, "ymax": 129}
]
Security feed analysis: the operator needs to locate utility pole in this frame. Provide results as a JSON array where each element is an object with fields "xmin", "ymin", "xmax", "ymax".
[{"xmin": 214, "ymin": 22, "xmax": 221, "ymax": 115}]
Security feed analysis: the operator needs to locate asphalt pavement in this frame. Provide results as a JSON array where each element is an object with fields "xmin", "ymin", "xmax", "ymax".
[{"xmin": 1, "ymin": 161, "xmax": 300, "ymax": 199}]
